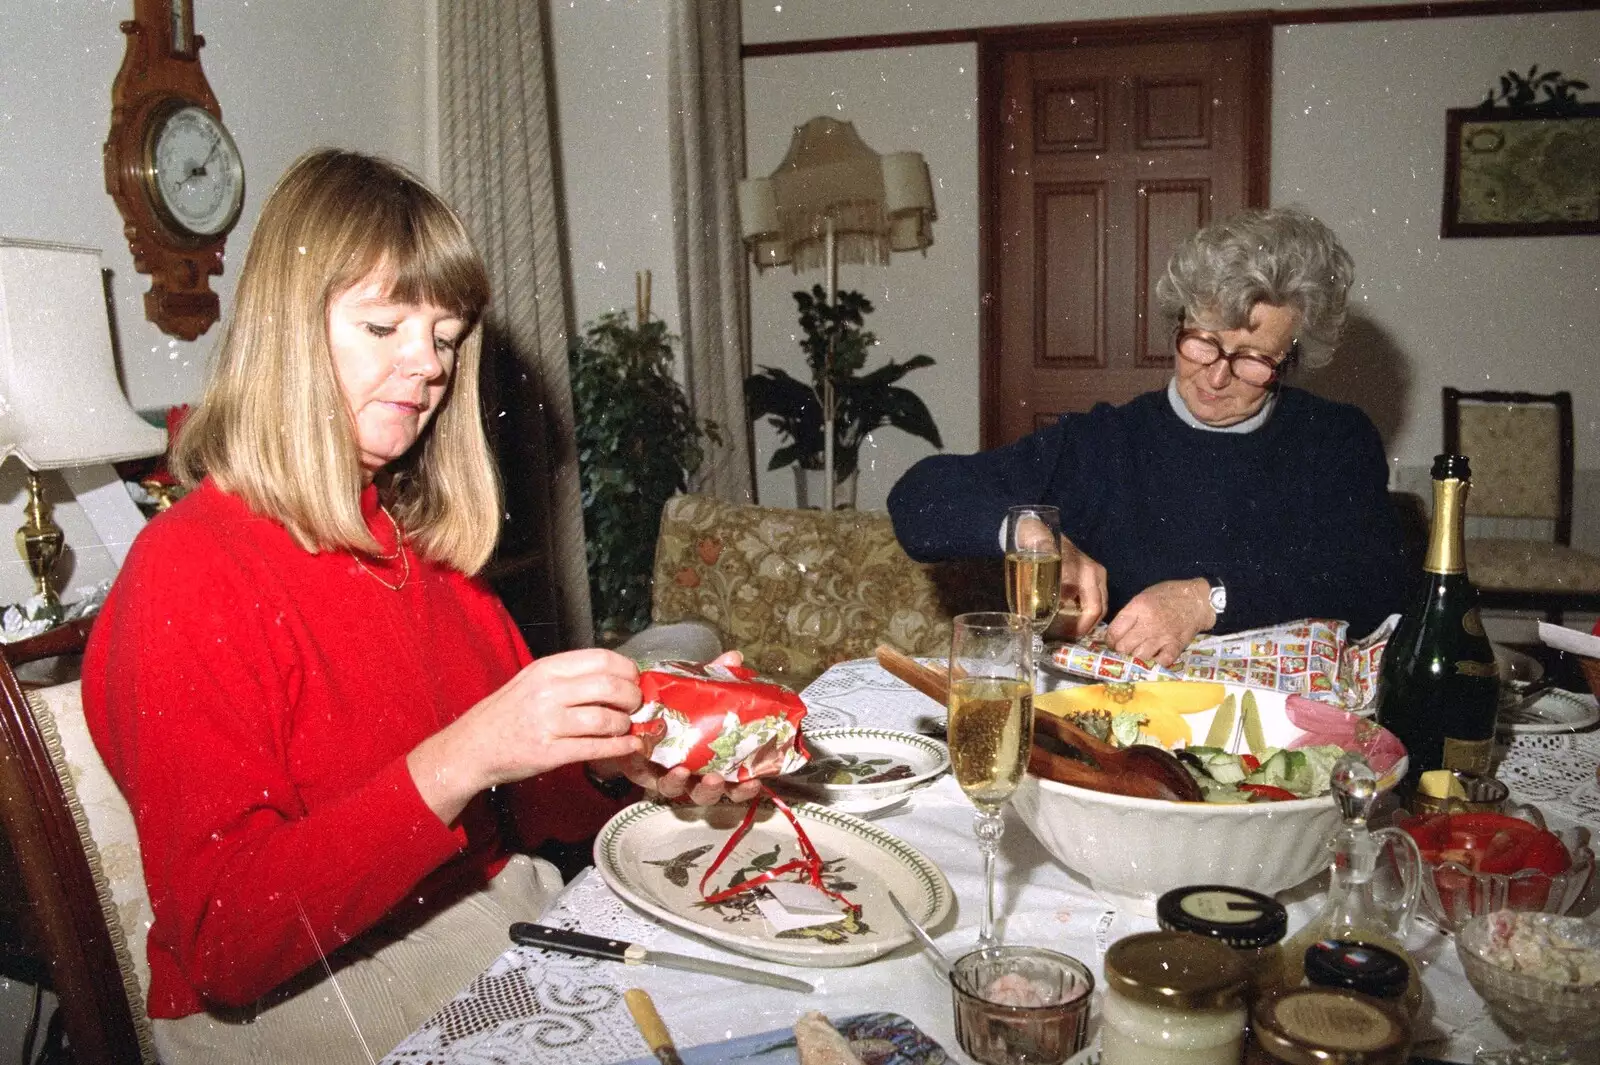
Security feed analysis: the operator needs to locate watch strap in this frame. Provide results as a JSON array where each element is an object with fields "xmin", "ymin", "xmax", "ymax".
[{"xmin": 583, "ymin": 763, "xmax": 636, "ymax": 801}]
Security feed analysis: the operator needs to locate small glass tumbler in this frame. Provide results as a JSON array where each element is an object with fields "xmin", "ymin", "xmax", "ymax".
[{"xmin": 950, "ymin": 945, "xmax": 1094, "ymax": 1065}]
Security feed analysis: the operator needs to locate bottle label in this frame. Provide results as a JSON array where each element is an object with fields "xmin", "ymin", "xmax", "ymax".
[
  {"xmin": 1443, "ymin": 736, "xmax": 1493, "ymax": 775},
  {"xmin": 1462, "ymin": 609, "xmax": 1486, "ymax": 637},
  {"xmin": 1455, "ymin": 659, "xmax": 1497, "ymax": 678}
]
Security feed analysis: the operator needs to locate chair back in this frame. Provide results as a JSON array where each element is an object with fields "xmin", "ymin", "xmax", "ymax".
[
  {"xmin": 649, "ymin": 493, "xmax": 1003, "ymax": 686},
  {"xmin": 1442, "ymin": 387, "xmax": 1574, "ymax": 543},
  {"xmin": 0, "ymin": 617, "xmax": 156, "ymax": 1065}
]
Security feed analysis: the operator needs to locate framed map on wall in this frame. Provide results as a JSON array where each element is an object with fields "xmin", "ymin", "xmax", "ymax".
[{"xmin": 1442, "ymin": 104, "xmax": 1600, "ymax": 237}]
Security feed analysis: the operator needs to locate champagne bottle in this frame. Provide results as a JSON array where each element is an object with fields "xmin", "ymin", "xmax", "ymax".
[{"xmin": 1375, "ymin": 454, "xmax": 1498, "ymax": 795}]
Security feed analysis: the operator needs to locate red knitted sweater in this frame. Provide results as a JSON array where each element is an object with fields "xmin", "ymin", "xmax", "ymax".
[{"xmin": 83, "ymin": 479, "xmax": 618, "ymax": 1017}]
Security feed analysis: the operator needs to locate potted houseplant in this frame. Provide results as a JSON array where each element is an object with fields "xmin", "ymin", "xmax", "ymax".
[
  {"xmin": 569, "ymin": 309, "xmax": 719, "ymax": 644},
  {"xmin": 745, "ymin": 285, "xmax": 942, "ymax": 508}
]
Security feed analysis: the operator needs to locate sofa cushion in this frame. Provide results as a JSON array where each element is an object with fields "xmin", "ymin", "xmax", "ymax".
[{"xmin": 650, "ymin": 494, "xmax": 1002, "ymax": 686}]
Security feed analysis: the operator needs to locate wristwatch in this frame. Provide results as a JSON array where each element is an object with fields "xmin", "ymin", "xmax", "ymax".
[
  {"xmin": 583, "ymin": 763, "xmax": 636, "ymax": 801},
  {"xmin": 1203, "ymin": 575, "xmax": 1226, "ymax": 617}
]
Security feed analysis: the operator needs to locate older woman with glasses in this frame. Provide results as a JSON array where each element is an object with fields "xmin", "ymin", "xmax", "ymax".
[{"xmin": 888, "ymin": 206, "xmax": 1406, "ymax": 666}]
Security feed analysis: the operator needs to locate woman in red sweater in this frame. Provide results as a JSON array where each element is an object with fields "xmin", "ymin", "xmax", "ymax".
[{"xmin": 83, "ymin": 148, "xmax": 757, "ymax": 1063}]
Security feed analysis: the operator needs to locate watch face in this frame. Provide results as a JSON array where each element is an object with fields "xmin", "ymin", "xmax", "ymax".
[{"xmin": 147, "ymin": 104, "xmax": 244, "ymax": 239}]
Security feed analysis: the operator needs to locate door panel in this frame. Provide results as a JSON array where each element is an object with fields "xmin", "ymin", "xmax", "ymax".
[{"xmin": 981, "ymin": 22, "xmax": 1271, "ymax": 447}]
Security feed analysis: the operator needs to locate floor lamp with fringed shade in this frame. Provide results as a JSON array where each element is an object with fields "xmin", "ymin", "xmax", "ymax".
[
  {"xmin": 0, "ymin": 239, "xmax": 167, "ymax": 614},
  {"xmin": 738, "ymin": 117, "xmax": 936, "ymax": 510}
]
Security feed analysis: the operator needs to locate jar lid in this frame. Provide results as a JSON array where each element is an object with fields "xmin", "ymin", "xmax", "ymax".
[
  {"xmin": 1250, "ymin": 987, "xmax": 1409, "ymax": 1065},
  {"xmin": 1303, "ymin": 940, "xmax": 1409, "ymax": 1000},
  {"xmin": 1156, "ymin": 884, "xmax": 1288, "ymax": 949},
  {"xmin": 1104, "ymin": 931, "xmax": 1247, "ymax": 1009}
]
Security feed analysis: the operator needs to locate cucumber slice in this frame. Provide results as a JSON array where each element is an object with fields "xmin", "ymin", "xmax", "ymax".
[{"xmin": 1204, "ymin": 693, "xmax": 1238, "ymax": 749}]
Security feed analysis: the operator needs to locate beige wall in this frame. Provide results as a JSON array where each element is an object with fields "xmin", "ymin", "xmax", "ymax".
[
  {"xmin": 733, "ymin": 6, "xmax": 1600, "ymax": 519},
  {"xmin": 0, "ymin": 3, "xmax": 432, "ymax": 605}
]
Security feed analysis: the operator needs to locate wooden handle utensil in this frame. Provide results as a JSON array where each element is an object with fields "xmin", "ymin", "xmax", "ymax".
[
  {"xmin": 624, "ymin": 988, "xmax": 685, "ymax": 1065},
  {"xmin": 1032, "ymin": 712, "xmax": 1203, "ymax": 802},
  {"xmin": 874, "ymin": 644, "xmax": 951, "ymax": 705}
]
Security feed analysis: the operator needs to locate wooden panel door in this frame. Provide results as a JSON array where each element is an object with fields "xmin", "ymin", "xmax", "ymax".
[{"xmin": 980, "ymin": 21, "xmax": 1271, "ymax": 446}]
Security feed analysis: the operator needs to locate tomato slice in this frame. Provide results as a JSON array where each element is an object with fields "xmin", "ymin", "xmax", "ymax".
[
  {"xmin": 1240, "ymin": 754, "xmax": 1261, "ymax": 772},
  {"xmin": 1400, "ymin": 811, "xmax": 1570, "ymax": 877},
  {"xmin": 1240, "ymin": 783, "xmax": 1298, "ymax": 802},
  {"xmin": 1518, "ymin": 833, "xmax": 1572, "ymax": 876}
]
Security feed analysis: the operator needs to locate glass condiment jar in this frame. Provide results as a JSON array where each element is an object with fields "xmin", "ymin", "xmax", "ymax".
[
  {"xmin": 1158, "ymin": 884, "xmax": 1288, "ymax": 1000},
  {"xmin": 1101, "ymin": 930, "xmax": 1248, "ymax": 1065},
  {"xmin": 1279, "ymin": 755, "xmax": 1424, "ymax": 1020},
  {"xmin": 1246, "ymin": 986, "xmax": 1409, "ymax": 1065},
  {"xmin": 1303, "ymin": 940, "xmax": 1409, "ymax": 1006}
]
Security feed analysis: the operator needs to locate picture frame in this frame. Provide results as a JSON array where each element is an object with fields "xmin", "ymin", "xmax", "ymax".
[{"xmin": 1441, "ymin": 103, "xmax": 1600, "ymax": 238}]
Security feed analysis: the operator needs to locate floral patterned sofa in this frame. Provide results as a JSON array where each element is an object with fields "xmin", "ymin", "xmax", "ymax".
[{"xmin": 647, "ymin": 493, "xmax": 1003, "ymax": 687}]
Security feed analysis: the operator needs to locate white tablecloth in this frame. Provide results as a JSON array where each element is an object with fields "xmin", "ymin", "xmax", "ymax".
[{"xmin": 385, "ymin": 659, "xmax": 1600, "ymax": 1065}]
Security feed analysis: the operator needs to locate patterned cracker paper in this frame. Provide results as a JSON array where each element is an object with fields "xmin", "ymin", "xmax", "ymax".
[
  {"xmin": 632, "ymin": 661, "xmax": 810, "ymax": 780},
  {"xmin": 1051, "ymin": 615, "xmax": 1399, "ymax": 709}
]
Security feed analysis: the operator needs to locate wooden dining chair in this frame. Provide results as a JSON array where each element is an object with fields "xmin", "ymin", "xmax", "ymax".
[
  {"xmin": 0, "ymin": 617, "xmax": 157, "ymax": 1065},
  {"xmin": 1442, "ymin": 387, "xmax": 1600, "ymax": 617}
]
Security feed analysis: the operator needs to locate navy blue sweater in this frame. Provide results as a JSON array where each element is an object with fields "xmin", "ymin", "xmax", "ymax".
[{"xmin": 887, "ymin": 387, "xmax": 1405, "ymax": 638}]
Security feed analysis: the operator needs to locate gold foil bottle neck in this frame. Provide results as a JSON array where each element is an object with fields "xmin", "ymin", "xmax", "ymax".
[{"xmin": 1423, "ymin": 470, "xmax": 1469, "ymax": 576}]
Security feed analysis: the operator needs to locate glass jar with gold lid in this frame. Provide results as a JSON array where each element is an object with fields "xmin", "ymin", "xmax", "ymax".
[
  {"xmin": 1157, "ymin": 884, "xmax": 1288, "ymax": 998},
  {"xmin": 1101, "ymin": 930, "xmax": 1249, "ymax": 1065},
  {"xmin": 1247, "ymin": 986, "xmax": 1409, "ymax": 1065}
]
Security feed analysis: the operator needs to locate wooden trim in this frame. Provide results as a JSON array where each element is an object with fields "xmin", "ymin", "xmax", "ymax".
[
  {"xmin": 740, "ymin": 0, "xmax": 1595, "ymax": 58},
  {"xmin": 0, "ymin": 621, "xmax": 145, "ymax": 1065},
  {"xmin": 976, "ymin": 41, "xmax": 1003, "ymax": 450}
]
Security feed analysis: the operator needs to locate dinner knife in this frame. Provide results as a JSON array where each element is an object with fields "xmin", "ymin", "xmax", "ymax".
[{"xmin": 509, "ymin": 922, "xmax": 814, "ymax": 993}]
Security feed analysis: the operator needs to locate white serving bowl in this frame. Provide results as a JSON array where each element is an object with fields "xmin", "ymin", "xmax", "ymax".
[{"xmin": 1012, "ymin": 683, "xmax": 1403, "ymax": 916}]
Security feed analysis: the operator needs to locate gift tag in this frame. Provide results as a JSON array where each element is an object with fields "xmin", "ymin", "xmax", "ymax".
[{"xmin": 757, "ymin": 882, "xmax": 847, "ymax": 932}]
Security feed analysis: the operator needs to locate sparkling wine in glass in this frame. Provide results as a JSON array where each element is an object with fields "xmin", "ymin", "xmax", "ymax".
[
  {"xmin": 1004, "ymin": 506, "xmax": 1062, "ymax": 654},
  {"xmin": 948, "ymin": 611, "xmax": 1035, "ymax": 950}
]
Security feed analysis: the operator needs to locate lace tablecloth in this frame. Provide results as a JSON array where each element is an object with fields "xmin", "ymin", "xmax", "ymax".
[{"xmin": 386, "ymin": 659, "xmax": 1600, "ymax": 1065}]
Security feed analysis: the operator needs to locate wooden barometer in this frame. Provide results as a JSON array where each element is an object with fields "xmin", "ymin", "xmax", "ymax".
[{"xmin": 104, "ymin": 0, "xmax": 244, "ymax": 340}]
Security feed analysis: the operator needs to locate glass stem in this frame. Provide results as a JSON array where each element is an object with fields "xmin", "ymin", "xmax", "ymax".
[{"xmin": 974, "ymin": 806, "xmax": 1005, "ymax": 949}]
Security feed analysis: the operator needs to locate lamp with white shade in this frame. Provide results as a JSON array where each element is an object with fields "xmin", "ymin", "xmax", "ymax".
[
  {"xmin": 0, "ymin": 238, "xmax": 167, "ymax": 614},
  {"xmin": 738, "ymin": 117, "xmax": 937, "ymax": 510}
]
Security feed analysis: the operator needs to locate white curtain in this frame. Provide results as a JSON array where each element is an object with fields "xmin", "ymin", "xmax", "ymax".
[
  {"xmin": 438, "ymin": 0, "xmax": 593, "ymax": 652},
  {"xmin": 667, "ymin": 0, "xmax": 756, "ymax": 503}
]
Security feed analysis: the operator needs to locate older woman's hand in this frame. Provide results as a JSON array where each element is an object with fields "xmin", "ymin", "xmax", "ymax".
[
  {"xmin": 1104, "ymin": 577, "xmax": 1215, "ymax": 667},
  {"xmin": 1057, "ymin": 533, "xmax": 1108, "ymax": 638}
]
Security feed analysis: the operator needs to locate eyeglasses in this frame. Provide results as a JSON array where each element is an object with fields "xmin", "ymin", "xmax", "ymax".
[{"xmin": 1173, "ymin": 326, "xmax": 1297, "ymax": 387}]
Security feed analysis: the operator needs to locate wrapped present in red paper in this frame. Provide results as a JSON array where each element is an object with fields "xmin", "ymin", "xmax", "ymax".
[{"xmin": 632, "ymin": 661, "xmax": 809, "ymax": 781}]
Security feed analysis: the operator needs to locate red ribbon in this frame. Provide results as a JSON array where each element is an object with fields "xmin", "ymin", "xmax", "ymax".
[{"xmin": 698, "ymin": 786, "xmax": 859, "ymax": 914}]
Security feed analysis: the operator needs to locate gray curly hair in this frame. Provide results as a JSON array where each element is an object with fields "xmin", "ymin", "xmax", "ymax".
[{"xmin": 1155, "ymin": 206, "xmax": 1354, "ymax": 369}]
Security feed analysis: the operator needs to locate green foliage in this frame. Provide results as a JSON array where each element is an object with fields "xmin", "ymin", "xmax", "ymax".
[
  {"xmin": 744, "ymin": 285, "xmax": 942, "ymax": 483},
  {"xmin": 570, "ymin": 311, "xmax": 719, "ymax": 642},
  {"xmin": 1479, "ymin": 66, "xmax": 1590, "ymax": 114}
]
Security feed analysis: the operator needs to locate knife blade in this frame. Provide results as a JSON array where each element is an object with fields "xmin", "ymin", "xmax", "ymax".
[{"xmin": 509, "ymin": 922, "xmax": 814, "ymax": 993}]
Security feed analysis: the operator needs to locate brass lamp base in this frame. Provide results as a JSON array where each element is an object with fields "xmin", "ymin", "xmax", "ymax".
[{"xmin": 15, "ymin": 469, "xmax": 63, "ymax": 616}]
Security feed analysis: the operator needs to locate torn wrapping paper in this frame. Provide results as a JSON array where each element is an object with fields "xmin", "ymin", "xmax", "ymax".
[
  {"xmin": 632, "ymin": 661, "xmax": 810, "ymax": 781},
  {"xmin": 1050, "ymin": 615, "xmax": 1400, "ymax": 710}
]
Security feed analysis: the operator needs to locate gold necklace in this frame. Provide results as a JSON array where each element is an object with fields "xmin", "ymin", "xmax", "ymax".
[{"xmin": 352, "ymin": 505, "xmax": 410, "ymax": 591}]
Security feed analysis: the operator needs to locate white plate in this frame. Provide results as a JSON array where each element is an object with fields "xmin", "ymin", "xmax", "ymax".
[
  {"xmin": 593, "ymin": 799, "xmax": 954, "ymax": 968},
  {"xmin": 1498, "ymin": 688, "xmax": 1600, "ymax": 734},
  {"xmin": 770, "ymin": 727, "xmax": 949, "ymax": 815}
]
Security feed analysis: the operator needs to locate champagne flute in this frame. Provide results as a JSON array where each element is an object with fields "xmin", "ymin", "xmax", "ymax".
[
  {"xmin": 948, "ymin": 611, "xmax": 1035, "ymax": 950},
  {"xmin": 1004, "ymin": 505, "xmax": 1063, "ymax": 655}
]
